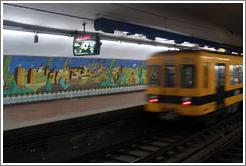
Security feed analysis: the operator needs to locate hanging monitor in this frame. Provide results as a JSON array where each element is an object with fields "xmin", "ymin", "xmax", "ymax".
[{"xmin": 73, "ymin": 33, "xmax": 101, "ymax": 56}]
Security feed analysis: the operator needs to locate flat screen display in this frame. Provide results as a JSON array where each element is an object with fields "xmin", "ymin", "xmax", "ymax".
[{"xmin": 73, "ymin": 34, "xmax": 101, "ymax": 56}]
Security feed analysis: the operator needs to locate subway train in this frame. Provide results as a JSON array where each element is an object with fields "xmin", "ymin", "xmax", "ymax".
[{"xmin": 144, "ymin": 50, "xmax": 243, "ymax": 118}]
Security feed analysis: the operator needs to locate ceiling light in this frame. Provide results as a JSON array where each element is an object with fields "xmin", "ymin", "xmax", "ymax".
[{"xmin": 217, "ymin": 48, "xmax": 226, "ymax": 52}]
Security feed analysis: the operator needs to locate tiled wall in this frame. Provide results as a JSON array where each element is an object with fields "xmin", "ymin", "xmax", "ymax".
[{"xmin": 3, "ymin": 55, "xmax": 147, "ymax": 104}]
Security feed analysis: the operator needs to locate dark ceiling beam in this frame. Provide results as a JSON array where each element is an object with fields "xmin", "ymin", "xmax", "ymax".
[{"xmin": 94, "ymin": 17, "xmax": 243, "ymax": 54}]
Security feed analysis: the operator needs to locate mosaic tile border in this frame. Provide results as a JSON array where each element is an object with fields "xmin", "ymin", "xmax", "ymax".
[{"xmin": 3, "ymin": 85, "xmax": 146, "ymax": 105}]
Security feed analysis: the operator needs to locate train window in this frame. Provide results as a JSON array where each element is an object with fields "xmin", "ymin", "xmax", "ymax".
[
  {"xmin": 203, "ymin": 63, "xmax": 208, "ymax": 88},
  {"xmin": 148, "ymin": 65, "xmax": 159, "ymax": 87},
  {"xmin": 181, "ymin": 65, "xmax": 195, "ymax": 88},
  {"xmin": 215, "ymin": 64, "xmax": 225, "ymax": 87},
  {"xmin": 230, "ymin": 65, "xmax": 243, "ymax": 85},
  {"xmin": 165, "ymin": 65, "xmax": 175, "ymax": 87}
]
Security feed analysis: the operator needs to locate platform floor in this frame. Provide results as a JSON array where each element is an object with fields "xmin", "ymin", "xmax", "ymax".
[{"xmin": 3, "ymin": 91, "xmax": 146, "ymax": 131}]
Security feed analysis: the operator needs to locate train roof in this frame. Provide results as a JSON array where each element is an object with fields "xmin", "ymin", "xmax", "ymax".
[{"xmin": 151, "ymin": 50, "xmax": 243, "ymax": 58}]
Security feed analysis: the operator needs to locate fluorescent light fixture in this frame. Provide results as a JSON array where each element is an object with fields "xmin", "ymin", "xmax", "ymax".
[
  {"xmin": 180, "ymin": 42, "xmax": 197, "ymax": 47},
  {"xmin": 164, "ymin": 40, "xmax": 175, "ymax": 44},
  {"xmin": 37, "ymin": 33, "xmax": 71, "ymax": 39},
  {"xmin": 154, "ymin": 45, "xmax": 169, "ymax": 50},
  {"xmin": 155, "ymin": 37, "xmax": 168, "ymax": 42},
  {"xmin": 133, "ymin": 33, "xmax": 145, "ymax": 37},
  {"xmin": 121, "ymin": 41, "xmax": 139, "ymax": 46},
  {"xmin": 122, "ymin": 31, "xmax": 128, "ymax": 35},
  {"xmin": 168, "ymin": 47, "xmax": 176, "ymax": 51},
  {"xmin": 101, "ymin": 40, "xmax": 121, "ymax": 44},
  {"xmin": 101, "ymin": 39, "xmax": 172, "ymax": 51},
  {"xmin": 217, "ymin": 48, "xmax": 226, "ymax": 53},
  {"xmin": 114, "ymin": 30, "xmax": 127, "ymax": 36},
  {"xmin": 201, "ymin": 46, "xmax": 216, "ymax": 51},
  {"xmin": 3, "ymin": 29, "xmax": 71, "ymax": 40},
  {"xmin": 3, "ymin": 29, "xmax": 33, "ymax": 35}
]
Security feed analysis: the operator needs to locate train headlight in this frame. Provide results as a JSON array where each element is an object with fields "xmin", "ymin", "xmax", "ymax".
[
  {"xmin": 181, "ymin": 96, "xmax": 192, "ymax": 106},
  {"xmin": 148, "ymin": 95, "xmax": 159, "ymax": 103}
]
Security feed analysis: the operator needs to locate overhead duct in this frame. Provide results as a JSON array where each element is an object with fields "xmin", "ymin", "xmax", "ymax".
[{"xmin": 94, "ymin": 17, "xmax": 243, "ymax": 55}]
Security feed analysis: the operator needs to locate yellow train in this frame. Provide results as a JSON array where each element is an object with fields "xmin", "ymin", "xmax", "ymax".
[{"xmin": 145, "ymin": 50, "xmax": 243, "ymax": 117}]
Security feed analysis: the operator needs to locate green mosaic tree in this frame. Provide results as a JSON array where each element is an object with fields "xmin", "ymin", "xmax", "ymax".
[
  {"xmin": 123, "ymin": 76, "xmax": 127, "ymax": 86},
  {"xmin": 108, "ymin": 60, "xmax": 117, "ymax": 81},
  {"xmin": 10, "ymin": 78, "xmax": 18, "ymax": 93},
  {"xmin": 46, "ymin": 78, "xmax": 52, "ymax": 92},
  {"xmin": 3, "ymin": 56, "xmax": 12, "ymax": 85},
  {"xmin": 119, "ymin": 70, "xmax": 123, "ymax": 85},
  {"xmin": 102, "ymin": 59, "xmax": 117, "ymax": 86},
  {"xmin": 138, "ymin": 61, "xmax": 145, "ymax": 84},
  {"xmin": 45, "ymin": 57, "xmax": 53, "ymax": 69}
]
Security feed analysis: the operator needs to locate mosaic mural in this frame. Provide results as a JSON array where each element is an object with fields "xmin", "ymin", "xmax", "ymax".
[{"xmin": 3, "ymin": 55, "xmax": 147, "ymax": 99}]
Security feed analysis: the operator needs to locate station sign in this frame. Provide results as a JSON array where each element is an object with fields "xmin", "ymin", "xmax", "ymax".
[{"xmin": 73, "ymin": 33, "xmax": 101, "ymax": 56}]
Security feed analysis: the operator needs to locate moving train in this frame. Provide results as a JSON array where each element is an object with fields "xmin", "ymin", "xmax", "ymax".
[{"xmin": 144, "ymin": 50, "xmax": 243, "ymax": 118}]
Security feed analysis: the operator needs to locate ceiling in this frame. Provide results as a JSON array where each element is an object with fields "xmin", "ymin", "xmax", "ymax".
[{"xmin": 2, "ymin": 2, "xmax": 243, "ymax": 47}]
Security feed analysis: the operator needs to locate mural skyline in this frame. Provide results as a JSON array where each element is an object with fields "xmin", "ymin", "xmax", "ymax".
[
  {"xmin": 7, "ymin": 55, "xmax": 145, "ymax": 74},
  {"xmin": 3, "ymin": 55, "xmax": 147, "ymax": 98}
]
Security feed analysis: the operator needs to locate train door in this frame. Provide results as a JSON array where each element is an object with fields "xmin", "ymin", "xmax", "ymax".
[{"xmin": 215, "ymin": 64, "xmax": 225, "ymax": 108}]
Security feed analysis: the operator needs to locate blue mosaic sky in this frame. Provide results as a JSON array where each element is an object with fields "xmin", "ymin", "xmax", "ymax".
[{"xmin": 7, "ymin": 55, "xmax": 145, "ymax": 74}]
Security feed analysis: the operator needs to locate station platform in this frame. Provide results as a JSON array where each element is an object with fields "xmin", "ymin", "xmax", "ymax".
[{"xmin": 3, "ymin": 91, "xmax": 146, "ymax": 131}]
